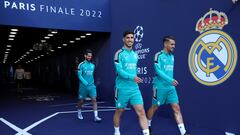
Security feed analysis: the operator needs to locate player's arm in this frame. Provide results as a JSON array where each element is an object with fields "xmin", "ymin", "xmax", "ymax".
[
  {"xmin": 92, "ymin": 64, "xmax": 96, "ymax": 84},
  {"xmin": 77, "ymin": 64, "xmax": 89, "ymax": 86},
  {"xmin": 114, "ymin": 50, "xmax": 135, "ymax": 81},
  {"xmin": 154, "ymin": 56, "xmax": 174, "ymax": 84}
]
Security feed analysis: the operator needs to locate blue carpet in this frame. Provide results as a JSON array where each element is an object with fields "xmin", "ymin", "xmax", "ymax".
[{"xmin": 0, "ymin": 89, "xmax": 230, "ymax": 135}]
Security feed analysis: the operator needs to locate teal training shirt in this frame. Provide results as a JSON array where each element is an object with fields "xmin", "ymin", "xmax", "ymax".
[
  {"xmin": 77, "ymin": 60, "xmax": 95, "ymax": 88},
  {"xmin": 114, "ymin": 47, "xmax": 139, "ymax": 90},
  {"xmin": 153, "ymin": 50, "xmax": 175, "ymax": 90}
]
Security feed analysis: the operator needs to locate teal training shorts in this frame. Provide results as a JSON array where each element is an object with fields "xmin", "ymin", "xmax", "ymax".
[
  {"xmin": 79, "ymin": 85, "xmax": 96, "ymax": 99},
  {"xmin": 115, "ymin": 88, "xmax": 143, "ymax": 108},
  {"xmin": 152, "ymin": 87, "xmax": 179, "ymax": 106}
]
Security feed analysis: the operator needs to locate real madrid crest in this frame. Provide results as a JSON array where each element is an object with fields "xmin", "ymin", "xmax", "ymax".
[{"xmin": 188, "ymin": 9, "xmax": 238, "ymax": 86}]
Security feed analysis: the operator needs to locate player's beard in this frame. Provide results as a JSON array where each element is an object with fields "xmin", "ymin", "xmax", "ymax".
[
  {"xmin": 126, "ymin": 42, "xmax": 133, "ymax": 49},
  {"xmin": 86, "ymin": 58, "xmax": 91, "ymax": 62}
]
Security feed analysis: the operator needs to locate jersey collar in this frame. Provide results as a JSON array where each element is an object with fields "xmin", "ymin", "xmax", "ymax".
[{"xmin": 122, "ymin": 46, "xmax": 133, "ymax": 52}]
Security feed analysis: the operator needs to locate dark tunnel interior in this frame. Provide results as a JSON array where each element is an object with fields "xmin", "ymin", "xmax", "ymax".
[{"xmin": 0, "ymin": 25, "xmax": 110, "ymax": 94}]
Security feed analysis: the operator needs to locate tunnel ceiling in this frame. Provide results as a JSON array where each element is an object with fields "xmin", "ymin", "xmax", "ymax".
[{"xmin": 0, "ymin": 25, "xmax": 108, "ymax": 65}]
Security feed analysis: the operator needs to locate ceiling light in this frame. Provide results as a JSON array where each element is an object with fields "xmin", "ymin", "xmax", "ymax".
[
  {"xmin": 6, "ymin": 45, "xmax": 12, "ymax": 47},
  {"xmin": 26, "ymin": 52, "xmax": 30, "ymax": 54},
  {"xmin": 44, "ymin": 36, "xmax": 50, "ymax": 39},
  {"xmin": 51, "ymin": 30, "xmax": 58, "ymax": 34},
  {"xmin": 10, "ymin": 32, "xmax": 17, "ymax": 34},
  {"xmin": 69, "ymin": 41, "xmax": 74, "ymax": 43},
  {"xmin": 50, "ymin": 50, "xmax": 55, "ymax": 52},
  {"xmin": 80, "ymin": 36, "xmax": 86, "ymax": 38},
  {"xmin": 86, "ymin": 33, "xmax": 92, "ymax": 36},
  {"xmin": 75, "ymin": 38, "xmax": 81, "ymax": 40},
  {"xmin": 9, "ymin": 35, "xmax": 15, "ymax": 37},
  {"xmin": 41, "ymin": 55, "xmax": 44, "ymax": 57},
  {"xmin": 62, "ymin": 44, "xmax": 67, "ymax": 46},
  {"xmin": 57, "ymin": 47, "xmax": 62, "ymax": 49},
  {"xmin": 11, "ymin": 29, "xmax": 18, "ymax": 31},
  {"xmin": 6, "ymin": 48, "xmax": 11, "ymax": 51},
  {"xmin": 41, "ymin": 40, "xmax": 46, "ymax": 42},
  {"xmin": 5, "ymin": 52, "xmax": 9, "ymax": 54},
  {"xmin": 29, "ymin": 49, "xmax": 34, "ymax": 52},
  {"xmin": 48, "ymin": 34, "xmax": 54, "ymax": 36},
  {"xmin": 8, "ymin": 38, "xmax": 14, "ymax": 40}
]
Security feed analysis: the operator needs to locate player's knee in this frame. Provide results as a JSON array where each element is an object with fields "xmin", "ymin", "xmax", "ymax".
[
  {"xmin": 152, "ymin": 105, "xmax": 159, "ymax": 111},
  {"xmin": 91, "ymin": 98, "xmax": 97, "ymax": 103},
  {"xmin": 172, "ymin": 104, "xmax": 181, "ymax": 113},
  {"xmin": 137, "ymin": 108, "xmax": 146, "ymax": 117},
  {"xmin": 116, "ymin": 108, "xmax": 125, "ymax": 113}
]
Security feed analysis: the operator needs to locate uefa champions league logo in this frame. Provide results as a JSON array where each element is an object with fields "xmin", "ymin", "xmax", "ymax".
[
  {"xmin": 134, "ymin": 25, "xmax": 144, "ymax": 42},
  {"xmin": 133, "ymin": 25, "xmax": 152, "ymax": 83},
  {"xmin": 133, "ymin": 25, "xmax": 150, "ymax": 60},
  {"xmin": 134, "ymin": 26, "xmax": 144, "ymax": 50}
]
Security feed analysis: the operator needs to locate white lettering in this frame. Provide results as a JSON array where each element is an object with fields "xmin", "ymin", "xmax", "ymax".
[
  {"xmin": 30, "ymin": 4, "xmax": 35, "ymax": 11},
  {"xmin": 39, "ymin": 5, "xmax": 44, "ymax": 12},
  {"xmin": 50, "ymin": 6, "xmax": 56, "ymax": 13},
  {"xmin": 39, "ymin": 5, "xmax": 75, "ymax": 16},
  {"xmin": 138, "ymin": 67, "xmax": 147, "ymax": 75},
  {"xmin": 135, "ymin": 48, "xmax": 150, "ymax": 54},
  {"xmin": 58, "ymin": 7, "xmax": 64, "ymax": 14},
  {"xmin": 71, "ymin": 8, "xmax": 75, "ymax": 15},
  {"xmin": 3, "ymin": 2, "xmax": 79, "ymax": 16},
  {"xmin": 4, "ymin": 1, "xmax": 10, "ymax": 8},
  {"xmin": 11, "ymin": 2, "xmax": 18, "ymax": 9},
  {"xmin": 4, "ymin": 1, "xmax": 36, "ymax": 11},
  {"xmin": 19, "ymin": 2, "xmax": 25, "ymax": 10}
]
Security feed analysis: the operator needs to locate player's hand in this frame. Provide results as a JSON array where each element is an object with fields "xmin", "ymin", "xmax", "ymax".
[
  {"xmin": 172, "ymin": 79, "xmax": 179, "ymax": 86},
  {"xmin": 134, "ymin": 76, "xmax": 143, "ymax": 83}
]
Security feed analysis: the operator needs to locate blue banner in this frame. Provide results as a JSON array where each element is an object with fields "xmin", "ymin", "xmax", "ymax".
[{"xmin": 0, "ymin": 0, "xmax": 111, "ymax": 32}]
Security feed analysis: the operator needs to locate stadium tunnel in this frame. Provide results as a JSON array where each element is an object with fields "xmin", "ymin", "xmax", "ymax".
[{"xmin": 0, "ymin": 25, "xmax": 110, "ymax": 94}]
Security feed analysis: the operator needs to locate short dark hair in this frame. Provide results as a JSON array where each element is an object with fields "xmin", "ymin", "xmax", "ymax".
[
  {"xmin": 84, "ymin": 49, "xmax": 92, "ymax": 55},
  {"xmin": 163, "ymin": 36, "xmax": 175, "ymax": 43},
  {"xmin": 123, "ymin": 30, "xmax": 134, "ymax": 37}
]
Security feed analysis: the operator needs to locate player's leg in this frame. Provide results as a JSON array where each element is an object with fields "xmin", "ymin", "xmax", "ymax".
[
  {"xmin": 113, "ymin": 88, "xmax": 128, "ymax": 135},
  {"xmin": 77, "ymin": 99, "xmax": 84, "ymax": 119},
  {"xmin": 147, "ymin": 88, "xmax": 167, "ymax": 135},
  {"xmin": 89, "ymin": 87, "xmax": 102, "ymax": 122},
  {"xmin": 133, "ymin": 105, "xmax": 149, "ymax": 135},
  {"xmin": 171, "ymin": 103, "xmax": 191, "ymax": 135},
  {"xmin": 130, "ymin": 89, "xmax": 149, "ymax": 135},
  {"xmin": 147, "ymin": 105, "xmax": 158, "ymax": 135},
  {"xmin": 168, "ymin": 90, "xmax": 191, "ymax": 135},
  {"xmin": 91, "ymin": 97, "xmax": 102, "ymax": 122},
  {"xmin": 77, "ymin": 87, "xmax": 87, "ymax": 120},
  {"xmin": 113, "ymin": 108, "xmax": 125, "ymax": 135}
]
